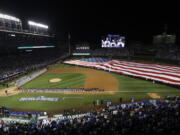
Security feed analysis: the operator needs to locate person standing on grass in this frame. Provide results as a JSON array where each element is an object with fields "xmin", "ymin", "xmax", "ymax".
[
  {"xmin": 93, "ymin": 100, "xmax": 96, "ymax": 107},
  {"xmin": 5, "ymin": 90, "xmax": 8, "ymax": 95},
  {"xmin": 119, "ymin": 97, "xmax": 122, "ymax": 103}
]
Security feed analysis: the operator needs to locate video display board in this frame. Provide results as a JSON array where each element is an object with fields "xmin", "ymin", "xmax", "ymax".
[{"xmin": 102, "ymin": 34, "xmax": 125, "ymax": 48}]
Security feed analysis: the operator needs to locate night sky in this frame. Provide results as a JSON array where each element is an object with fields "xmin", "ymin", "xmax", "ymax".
[{"xmin": 0, "ymin": 0, "xmax": 179, "ymax": 44}]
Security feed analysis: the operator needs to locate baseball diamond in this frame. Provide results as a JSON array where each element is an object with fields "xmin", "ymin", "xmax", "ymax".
[
  {"xmin": 1, "ymin": 3, "xmax": 180, "ymax": 135},
  {"xmin": 0, "ymin": 62, "xmax": 180, "ymax": 112}
]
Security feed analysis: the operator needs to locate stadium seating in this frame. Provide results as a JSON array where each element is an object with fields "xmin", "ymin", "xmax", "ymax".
[
  {"xmin": 0, "ymin": 51, "xmax": 69, "ymax": 82},
  {"xmin": 81, "ymin": 57, "xmax": 111, "ymax": 62},
  {"xmin": 1, "ymin": 96, "xmax": 180, "ymax": 134},
  {"xmin": 92, "ymin": 48, "xmax": 129, "ymax": 57}
]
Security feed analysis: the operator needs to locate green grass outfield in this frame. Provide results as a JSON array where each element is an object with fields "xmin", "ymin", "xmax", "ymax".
[
  {"xmin": 0, "ymin": 63, "xmax": 180, "ymax": 111},
  {"xmin": 0, "ymin": 85, "xmax": 5, "ymax": 91}
]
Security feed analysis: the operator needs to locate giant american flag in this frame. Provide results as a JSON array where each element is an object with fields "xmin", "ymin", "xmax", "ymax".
[{"xmin": 64, "ymin": 59, "xmax": 180, "ymax": 86}]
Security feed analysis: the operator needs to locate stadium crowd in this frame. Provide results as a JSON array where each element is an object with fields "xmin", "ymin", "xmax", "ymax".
[
  {"xmin": 156, "ymin": 46, "xmax": 180, "ymax": 62},
  {"xmin": 0, "ymin": 51, "xmax": 69, "ymax": 82},
  {"xmin": 0, "ymin": 96, "xmax": 180, "ymax": 135},
  {"xmin": 72, "ymin": 47, "xmax": 129, "ymax": 57},
  {"xmin": 92, "ymin": 48, "xmax": 129, "ymax": 57}
]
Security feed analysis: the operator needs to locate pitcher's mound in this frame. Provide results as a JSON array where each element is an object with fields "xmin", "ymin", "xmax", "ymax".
[{"xmin": 49, "ymin": 78, "xmax": 62, "ymax": 83}]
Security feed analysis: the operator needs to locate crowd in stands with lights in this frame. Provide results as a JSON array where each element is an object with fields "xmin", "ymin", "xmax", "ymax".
[
  {"xmin": 0, "ymin": 51, "xmax": 69, "ymax": 82},
  {"xmin": 0, "ymin": 96, "xmax": 180, "ymax": 134},
  {"xmin": 72, "ymin": 48, "xmax": 129, "ymax": 57},
  {"xmin": 155, "ymin": 45, "xmax": 180, "ymax": 62}
]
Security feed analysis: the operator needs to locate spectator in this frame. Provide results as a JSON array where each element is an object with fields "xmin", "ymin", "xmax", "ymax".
[{"xmin": 1, "ymin": 96, "xmax": 180, "ymax": 134}]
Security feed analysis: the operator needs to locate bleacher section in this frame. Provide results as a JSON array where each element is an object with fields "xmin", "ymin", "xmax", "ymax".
[
  {"xmin": 0, "ymin": 53, "xmax": 69, "ymax": 83},
  {"xmin": 1, "ymin": 97, "xmax": 180, "ymax": 134},
  {"xmin": 92, "ymin": 48, "xmax": 129, "ymax": 57},
  {"xmin": 81, "ymin": 57, "xmax": 111, "ymax": 63}
]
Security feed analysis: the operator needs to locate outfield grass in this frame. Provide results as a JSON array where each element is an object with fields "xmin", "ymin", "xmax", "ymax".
[
  {"xmin": 0, "ymin": 85, "xmax": 6, "ymax": 91},
  {"xmin": 23, "ymin": 73, "xmax": 85, "ymax": 88},
  {"xmin": 113, "ymin": 73, "xmax": 180, "ymax": 92},
  {"xmin": 0, "ymin": 63, "xmax": 180, "ymax": 111},
  {"xmin": 112, "ymin": 73, "xmax": 180, "ymax": 98},
  {"xmin": 0, "ymin": 92, "xmax": 151, "ymax": 111}
]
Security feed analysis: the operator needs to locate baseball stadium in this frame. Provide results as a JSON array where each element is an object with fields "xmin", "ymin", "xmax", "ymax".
[
  {"xmin": 1, "ymin": 3, "xmax": 180, "ymax": 135},
  {"xmin": 1, "ymin": 58, "xmax": 179, "ymax": 112}
]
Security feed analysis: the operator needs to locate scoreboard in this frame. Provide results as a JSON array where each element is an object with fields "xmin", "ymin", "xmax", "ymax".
[{"xmin": 102, "ymin": 34, "xmax": 125, "ymax": 48}]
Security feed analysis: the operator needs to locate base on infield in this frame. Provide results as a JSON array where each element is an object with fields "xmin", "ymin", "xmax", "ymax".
[
  {"xmin": 148, "ymin": 93, "xmax": 161, "ymax": 99},
  {"xmin": 0, "ymin": 86, "xmax": 19, "ymax": 97},
  {"xmin": 49, "ymin": 78, "xmax": 62, "ymax": 83}
]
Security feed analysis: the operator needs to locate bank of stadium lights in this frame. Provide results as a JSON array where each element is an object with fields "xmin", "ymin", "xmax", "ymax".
[
  {"xmin": 0, "ymin": 12, "xmax": 22, "ymax": 31},
  {"xmin": 0, "ymin": 13, "xmax": 20, "ymax": 22},
  {"xmin": 28, "ymin": 21, "xmax": 48, "ymax": 29}
]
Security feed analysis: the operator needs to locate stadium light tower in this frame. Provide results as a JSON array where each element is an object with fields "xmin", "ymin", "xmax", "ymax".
[
  {"xmin": 68, "ymin": 33, "xmax": 71, "ymax": 55},
  {"xmin": 0, "ymin": 13, "xmax": 20, "ymax": 22},
  {"xmin": 28, "ymin": 21, "xmax": 48, "ymax": 34},
  {"xmin": 0, "ymin": 12, "xmax": 22, "ymax": 31}
]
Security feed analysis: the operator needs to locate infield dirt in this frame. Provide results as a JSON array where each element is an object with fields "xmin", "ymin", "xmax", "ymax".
[
  {"xmin": 0, "ymin": 86, "xmax": 19, "ymax": 97},
  {"xmin": 46, "ymin": 67, "xmax": 119, "ymax": 92},
  {"xmin": 0, "ymin": 67, "xmax": 119, "ymax": 96}
]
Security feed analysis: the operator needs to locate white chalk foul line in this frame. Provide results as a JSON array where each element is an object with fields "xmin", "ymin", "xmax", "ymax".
[
  {"xmin": 62, "ymin": 97, "xmax": 84, "ymax": 100},
  {"xmin": 107, "ymin": 91, "xmax": 180, "ymax": 93}
]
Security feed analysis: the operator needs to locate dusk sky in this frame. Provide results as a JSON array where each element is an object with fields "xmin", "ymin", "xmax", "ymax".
[{"xmin": 0, "ymin": 0, "xmax": 179, "ymax": 44}]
